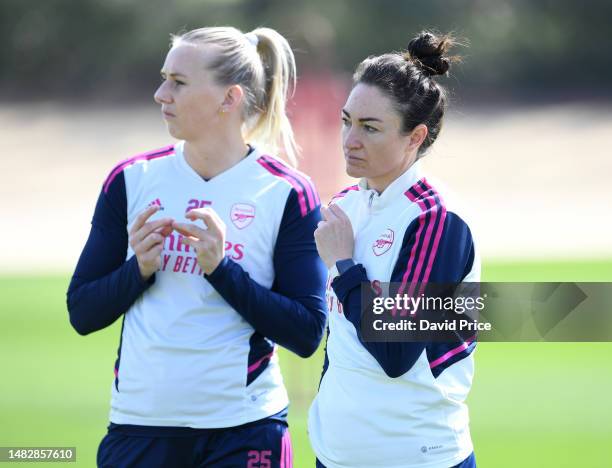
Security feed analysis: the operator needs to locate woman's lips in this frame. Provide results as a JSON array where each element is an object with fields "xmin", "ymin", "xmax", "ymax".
[{"xmin": 346, "ymin": 154, "xmax": 365, "ymax": 163}]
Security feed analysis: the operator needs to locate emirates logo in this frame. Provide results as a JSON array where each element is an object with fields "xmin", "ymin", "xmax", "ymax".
[
  {"xmin": 230, "ymin": 203, "xmax": 256, "ymax": 229},
  {"xmin": 372, "ymin": 228, "xmax": 394, "ymax": 256}
]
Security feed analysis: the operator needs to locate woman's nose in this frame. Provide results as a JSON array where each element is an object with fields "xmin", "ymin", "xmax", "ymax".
[
  {"xmin": 344, "ymin": 127, "xmax": 362, "ymax": 150},
  {"xmin": 154, "ymin": 82, "xmax": 172, "ymax": 105}
]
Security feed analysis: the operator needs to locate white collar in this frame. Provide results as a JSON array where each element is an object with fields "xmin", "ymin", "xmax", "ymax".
[{"xmin": 358, "ymin": 161, "xmax": 422, "ymax": 210}]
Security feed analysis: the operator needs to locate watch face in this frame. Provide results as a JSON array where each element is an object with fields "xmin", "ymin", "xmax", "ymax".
[{"xmin": 336, "ymin": 259, "xmax": 354, "ymax": 274}]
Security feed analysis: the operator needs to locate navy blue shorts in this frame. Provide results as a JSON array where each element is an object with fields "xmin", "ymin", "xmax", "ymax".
[
  {"xmin": 97, "ymin": 418, "xmax": 293, "ymax": 468},
  {"xmin": 315, "ymin": 451, "xmax": 476, "ymax": 468}
]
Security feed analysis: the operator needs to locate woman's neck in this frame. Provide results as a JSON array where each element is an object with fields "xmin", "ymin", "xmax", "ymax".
[
  {"xmin": 367, "ymin": 154, "xmax": 417, "ymax": 194},
  {"xmin": 183, "ymin": 134, "xmax": 249, "ymax": 180}
]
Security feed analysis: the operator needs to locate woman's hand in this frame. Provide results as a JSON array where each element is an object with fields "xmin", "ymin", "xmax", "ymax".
[
  {"xmin": 173, "ymin": 207, "xmax": 227, "ymax": 275},
  {"xmin": 314, "ymin": 204, "xmax": 354, "ymax": 269},
  {"xmin": 129, "ymin": 205, "xmax": 174, "ymax": 281}
]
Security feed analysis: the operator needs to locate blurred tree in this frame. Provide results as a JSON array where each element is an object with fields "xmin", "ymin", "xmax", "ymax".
[{"xmin": 1, "ymin": 0, "xmax": 610, "ymax": 100}]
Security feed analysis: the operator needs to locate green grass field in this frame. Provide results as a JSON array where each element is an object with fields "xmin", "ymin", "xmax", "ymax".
[{"xmin": 1, "ymin": 259, "xmax": 611, "ymax": 467}]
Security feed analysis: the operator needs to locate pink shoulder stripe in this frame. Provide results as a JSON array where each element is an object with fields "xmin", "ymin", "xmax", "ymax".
[
  {"xmin": 260, "ymin": 155, "xmax": 320, "ymax": 208},
  {"xmin": 420, "ymin": 183, "xmax": 447, "ymax": 288},
  {"xmin": 398, "ymin": 178, "xmax": 447, "ymax": 298},
  {"xmin": 103, "ymin": 145, "xmax": 175, "ymax": 193},
  {"xmin": 329, "ymin": 184, "xmax": 359, "ymax": 204},
  {"xmin": 257, "ymin": 155, "xmax": 319, "ymax": 217}
]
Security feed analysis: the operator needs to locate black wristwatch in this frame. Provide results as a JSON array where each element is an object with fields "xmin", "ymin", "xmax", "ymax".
[{"xmin": 336, "ymin": 258, "xmax": 356, "ymax": 275}]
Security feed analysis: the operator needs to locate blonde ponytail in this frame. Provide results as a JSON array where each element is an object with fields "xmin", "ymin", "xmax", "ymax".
[
  {"xmin": 245, "ymin": 27, "xmax": 298, "ymax": 167},
  {"xmin": 172, "ymin": 26, "xmax": 299, "ymax": 166}
]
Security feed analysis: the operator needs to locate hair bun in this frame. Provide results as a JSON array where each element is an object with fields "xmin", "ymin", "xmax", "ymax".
[{"xmin": 406, "ymin": 31, "xmax": 455, "ymax": 77}]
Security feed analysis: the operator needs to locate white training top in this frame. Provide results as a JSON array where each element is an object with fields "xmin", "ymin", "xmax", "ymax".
[
  {"xmin": 104, "ymin": 141, "xmax": 319, "ymax": 428},
  {"xmin": 308, "ymin": 161, "xmax": 480, "ymax": 468}
]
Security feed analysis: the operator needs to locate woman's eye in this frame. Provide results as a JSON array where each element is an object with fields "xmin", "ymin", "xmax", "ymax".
[
  {"xmin": 364, "ymin": 125, "xmax": 378, "ymax": 133},
  {"xmin": 160, "ymin": 76, "xmax": 185, "ymax": 87},
  {"xmin": 341, "ymin": 117, "xmax": 350, "ymax": 126}
]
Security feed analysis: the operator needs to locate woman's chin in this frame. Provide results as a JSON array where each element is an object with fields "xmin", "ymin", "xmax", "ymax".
[
  {"xmin": 345, "ymin": 162, "xmax": 366, "ymax": 179},
  {"xmin": 165, "ymin": 123, "xmax": 183, "ymax": 140}
]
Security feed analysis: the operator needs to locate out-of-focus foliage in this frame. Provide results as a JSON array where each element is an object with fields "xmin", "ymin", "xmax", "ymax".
[{"xmin": 1, "ymin": 0, "xmax": 610, "ymax": 99}]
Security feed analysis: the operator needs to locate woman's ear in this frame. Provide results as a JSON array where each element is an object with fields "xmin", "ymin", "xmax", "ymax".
[
  {"xmin": 407, "ymin": 124, "xmax": 428, "ymax": 152},
  {"xmin": 220, "ymin": 84, "xmax": 245, "ymax": 113}
]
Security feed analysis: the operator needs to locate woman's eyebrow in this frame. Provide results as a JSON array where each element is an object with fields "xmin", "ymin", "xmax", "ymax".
[
  {"xmin": 160, "ymin": 71, "xmax": 188, "ymax": 78},
  {"xmin": 342, "ymin": 109, "xmax": 382, "ymax": 123}
]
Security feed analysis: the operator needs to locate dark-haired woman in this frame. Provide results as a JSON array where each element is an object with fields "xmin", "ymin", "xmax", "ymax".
[{"xmin": 308, "ymin": 32, "xmax": 479, "ymax": 468}]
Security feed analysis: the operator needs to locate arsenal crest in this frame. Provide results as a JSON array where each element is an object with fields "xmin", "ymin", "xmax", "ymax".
[
  {"xmin": 230, "ymin": 203, "xmax": 256, "ymax": 229},
  {"xmin": 372, "ymin": 228, "xmax": 394, "ymax": 256}
]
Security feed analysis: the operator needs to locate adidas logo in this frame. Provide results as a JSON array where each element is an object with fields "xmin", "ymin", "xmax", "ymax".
[{"xmin": 147, "ymin": 198, "xmax": 164, "ymax": 210}]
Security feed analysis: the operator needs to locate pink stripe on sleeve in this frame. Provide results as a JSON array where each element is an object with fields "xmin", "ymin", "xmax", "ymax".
[
  {"xmin": 397, "ymin": 210, "xmax": 425, "ymax": 296},
  {"xmin": 429, "ymin": 335, "xmax": 476, "ymax": 369},
  {"xmin": 407, "ymin": 213, "xmax": 440, "ymax": 297},
  {"xmin": 399, "ymin": 180, "xmax": 447, "ymax": 300},
  {"xmin": 419, "ymin": 181, "xmax": 447, "ymax": 285},
  {"xmin": 398, "ymin": 186, "xmax": 429, "ymax": 297},
  {"xmin": 406, "ymin": 184, "xmax": 442, "ymax": 297}
]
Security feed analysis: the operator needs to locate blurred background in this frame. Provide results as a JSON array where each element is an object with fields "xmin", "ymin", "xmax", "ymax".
[{"xmin": 1, "ymin": 0, "xmax": 611, "ymax": 466}]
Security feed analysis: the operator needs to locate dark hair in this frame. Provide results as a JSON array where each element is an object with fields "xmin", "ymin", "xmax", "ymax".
[{"xmin": 353, "ymin": 31, "xmax": 460, "ymax": 156}]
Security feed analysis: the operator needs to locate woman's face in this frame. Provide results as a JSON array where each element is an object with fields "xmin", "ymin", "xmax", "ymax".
[
  {"xmin": 154, "ymin": 43, "xmax": 227, "ymax": 141},
  {"xmin": 341, "ymin": 83, "xmax": 417, "ymax": 190}
]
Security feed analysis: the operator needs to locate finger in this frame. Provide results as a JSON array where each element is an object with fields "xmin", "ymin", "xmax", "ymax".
[
  {"xmin": 185, "ymin": 208, "xmax": 208, "ymax": 228},
  {"xmin": 206, "ymin": 208, "xmax": 226, "ymax": 232},
  {"xmin": 330, "ymin": 205, "xmax": 351, "ymax": 229},
  {"xmin": 326, "ymin": 205, "xmax": 341, "ymax": 221},
  {"xmin": 328, "ymin": 203, "xmax": 348, "ymax": 221},
  {"xmin": 154, "ymin": 224, "xmax": 174, "ymax": 237},
  {"xmin": 142, "ymin": 245, "xmax": 164, "ymax": 269},
  {"xmin": 173, "ymin": 222, "xmax": 208, "ymax": 240},
  {"xmin": 133, "ymin": 218, "xmax": 174, "ymax": 245},
  {"xmin": 179, "ymin": 236, "xmax": 200, "ymax": 250},
  {"xmin": 186, "ymin": 208, "xmax": 224, "ymax": 238},
  {"xmin": 130, "ymin": 205, "xmax": 158, "ymax": 236},
  {"xmin": 137, "ymin": 232, "xmax": 164, "ymax": 253},
  {"xmin": 320, "ymin": 206, "xmax": 329, "ymax": 221},
  {"xmin": 146, "ymin": 243, "xmax": 164, "ymax": 260},
  {"xmin": 317, "ymin": 220, "xmax": 326, "ymax": 229}
]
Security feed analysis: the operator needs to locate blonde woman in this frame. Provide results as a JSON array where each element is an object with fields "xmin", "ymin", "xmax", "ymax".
[{"xmin": 67, "ymin": 26, "xmax": 326, "ymax": 468}]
